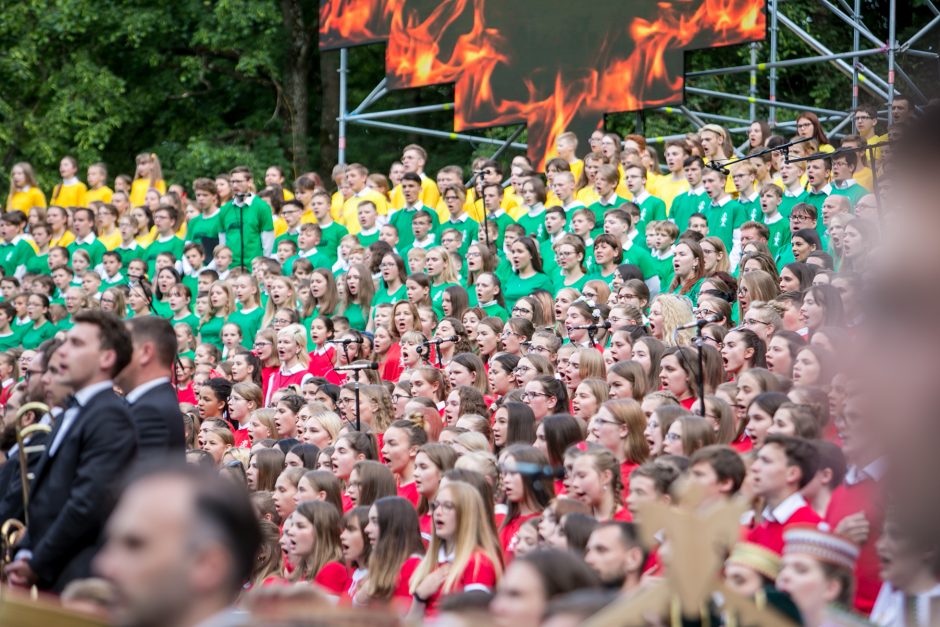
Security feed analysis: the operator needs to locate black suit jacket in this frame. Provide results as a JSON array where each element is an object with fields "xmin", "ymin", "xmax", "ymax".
[
  {"xmin": 23, "ymin": 387, "xmax": 137, "ymax": 591},
  {"xmin": 129, "ymin": 381, "xmax": 185, "ymax": 455}
]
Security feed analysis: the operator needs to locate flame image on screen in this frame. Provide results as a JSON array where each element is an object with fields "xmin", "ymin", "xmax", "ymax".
[{"xmin": 320, "ymin": 0, "xmax": 765, "ymax": 169}]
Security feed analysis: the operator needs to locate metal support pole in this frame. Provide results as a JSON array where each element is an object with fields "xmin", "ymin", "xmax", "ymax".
[
  {"xmin": 658, "ymin": 107, "xmax": 751, "ymax": 126},
  {"xmin": 338, "ymin": 48, "xmax": 348, "ymax": 165},
  {"xmin": 679, "ymin": 107, "xmax": 708, "ymax": 127},
  {"xmin": 852, "ymin": 0, "xmax": 861, "ymax": 116},
  {"xmin": 901, "ymin": 14, "xmax": 940, "ymax": 50},
  {"xmin": 817, "ymin": 0, "xmax": 886, "ymax": 47},
  {"xmin": 686, "ymin": 47, "xmax": 887, "ymax": 78},
  {"xmin": 888, "ymin": 0, "xmax": 897, "ymax": 124},
  {"xmin": 352, "ymin": 118, "xmax": 528, "ymax": 150},
  {"xmin": 777, "ymin": 13, "xmax": 891, "ymax": 99},
  {"xmin": 749, "ymin": 43, "xmax": 758, "ymax": 121},
  {"xmin": 769, "ymin": 0, "xmax": 779, "ymax": 125},
  {"xmin": 350, "ymin": 78, "xmax": 389, "ymax": 115},
  {"xmin": 346, "ymin": 103, "xmax": 454, "ymax": 121},
  {"xmin": 488, "ymin": 126, "xmax": 527, "ymax": 161},
  {"xmin": 686, "ymin": 87, "xmax": 846, "ymax": 116}
]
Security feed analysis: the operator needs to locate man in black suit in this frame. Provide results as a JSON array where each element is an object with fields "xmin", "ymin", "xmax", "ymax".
[
  {"xmin": 4, "ymin": 310, "xmax": 137, "ymax": 591},
  {"xmin": 0, "ymin": 338, "xmax": 61, "ymax": 525},
  {"xmin": 118, "ymin": 316, "xmax": 185, "ymax": 455}
]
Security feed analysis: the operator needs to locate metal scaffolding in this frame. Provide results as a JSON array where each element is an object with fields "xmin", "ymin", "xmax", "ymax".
[{"xmin": 334, "ymin": 0, "xmax": 937, "ymax": 163}]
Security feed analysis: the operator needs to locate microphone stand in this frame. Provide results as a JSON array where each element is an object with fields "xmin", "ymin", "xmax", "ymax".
[
  {"xmin": 694, "ymin": 326, "xmax": 706, "ymax": 416},
  {"xmin": 704, "ymin": 136, "xmax": 815, "ymax": 174}
]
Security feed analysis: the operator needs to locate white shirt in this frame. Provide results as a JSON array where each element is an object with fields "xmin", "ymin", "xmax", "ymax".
[
  {"xmin": 761, "ymin": 492, "xmax": 816, "ymax": 525},
  {"xmin": 49, "ymin": 379, "xmax": 114, "ymax": 456},
  {"xmin": 844, "ymin": 457, "xmax": 886, "ymax": 485},
  {"xmin": 870, "ymin": 582, "xmax": 940, "ymax": 626},
  {"xmin": 125, "ymin": 376, "xmax": 171, "ymax": 405}
]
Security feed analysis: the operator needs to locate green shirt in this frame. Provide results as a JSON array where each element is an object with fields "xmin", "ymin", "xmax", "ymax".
[
  {"xmin": 670, "ymin": 190, "xmax": 708, "ymax": 233},
  {"xmin": 318, "ymin": 221, "xmax": 349, "ymax": 265},
  {"xmin": 67, "ymin": 237, "xmax": 107, "ymax": 267},
  {"xmin": 227, "ymin": 307, "xmax": 265, "ymax": 348},
  {"xmin": 0, "ymin": 237, "xmax": 36, "ymax": 278},
  {"xmin": 502, "ymin": 272, "xmax": 552, "ymax": 310},
  {"xmin": 587, "ymin": 195, "xmax": 628, "ymax": 229},
  {"xmin": 372, "ymin": 283, "xmax": 407, "ymax": 307},
  {"xmin": 704, "ymin": 198, "xmax": 739, "ymax": 252},
  {"xmin": 634, "ymin": 194, "xmax": 667, "ymax": 234},
  {"xmin": 356, "ymin": 228, "xmax": 380, "ymax": 248},
  {"xmin": 430, "ymin": 281, "xmax": 459, "ymax": 319},
  {"xmin": 25, "ymin": 252, "xmax": 49, "ymax": 275},
  {"xmin": 219, "ymin": 196, "xmax": 275, "ymax": 268},
  {"xmin": 779, "ymin": 189, "xmax": 808, "ymax": 218},
  {"xmin": 144, "ymin": 236, "xmax": 185, "ymax": 277},
  {"xmin": 341, "ymin": 302, "xmax": 367, "ymax": 331},
  {"xmin": 831, "ymin": 182, "xmax": 868, "ymax": 209},
  {"xmin": 765, "ymin": 215, "xmax": 791, "ymax": 261},
  {"xmin": 389, "ymin": 205, "xmax": 441, "ymax": 254},
  {"xmin": 622, "ymin": 241, "xmax": 658, "ymax": 282},
  {"xmin": 21, "ymin": 320, "xmax": 57, "ymax": 350},
  {"xmin": 443, "ymin": 215, "xmax": 479, "ymax": 254},
  {"xmin": 198, "ymin": 314, "xmax": 226, "ymax": 351},
  {"xmin": 552, "ymin": 271, "xmax": 590, "ymax": 293},
  {"xmin": 480, "ymin": 301, "xmax": 510, "ymax": 321},
  {"xmin": 171, "ymin": 313, "xmax": 202, "ymax": 334},
  {"xmin": 0, "ymin": 331, "xmax": 19, "ymax": 351},
  {"xmin": 115, "ymin": 243, "xmax": 145, "ymax": 269},
  {"xmin": 515, "ymin": 208, "xmax": 547, "ymax": 241},
  {"xmin": 186, "ymin": 210, "xmax": 222, "ymax": 253},
  {"xmin": 736, "ymin": 193, "xmax": 763, "ymax": 225}
]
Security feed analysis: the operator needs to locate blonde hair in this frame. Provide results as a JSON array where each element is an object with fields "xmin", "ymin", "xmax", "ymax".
[
  {"xmin": 652, "ymin": 294, "xmax": 695, "ymax": 346},
  {"xmin": 291, "ymin": 500, "xmax": 343, "ymax": 582},
  {"xmin": 306, "ymin": 410, "xmax": 343, "ymax": 444},
  {"xmin": 135, "ymin": 152, "xmax": 163, "ymax": 186},
  {"xmin": 426, "ymin": 246, "xmax": 459, "ymax": 284},
  {"xmin": 277, "ymin": 324, "xmax": 310, "ymax": 366},
  {"xmin": 409, "ymin": 481, "xmax": 503, "ymax": 594},
  {"xmin": 203, "ymin": 281, "xmax": 236, "ymax": 323},
  {"xmin": 602, "ymin": 398, "xmax": 651, "ymax": 465}
]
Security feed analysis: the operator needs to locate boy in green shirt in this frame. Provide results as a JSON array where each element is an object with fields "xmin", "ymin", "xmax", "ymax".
[
  {"xmin": 355, "ymin": 200, "xmax": 381, "ymax": 247},
  {"xmin": 515, "ymin": 177, "xmax": 548, "ymax": 240},
  {"xmin": 0, "ymin": 211, "xmax": 36, "ymax": 279},
  {"xmin": 311, "ymin": 190, "xmax": 348, "ymax": 264},
  {"xmin": 101, "ymin": 251, "xmax": 128, "ymax": 289},
  {"xmin": 588, "ymin": 164, "xmax": 628, "ymax": 230},
  {"xmin": 144, "ymin": 205, "xmax": 185, "ymax": 278},
  {"xmin": 219, "ymin": 165, "xmax": 275, "ymax": 269},
  {"xmin": 701, "ymin": 167, "xmax": 739, "ymax": 253},
  {"xmin": 778, "ymin": 161, "xmax": 808, "ymax": 217},
  {"xmin": 25, "ymin": 221, "xmax": 51, "ymax": 275},
  {"xmin": 623, "ymin": 164, "xmax": 666, "ymax": 236},
  {"xmin": 116, "ymin": 214, "xmax": 145, "ymax": 269},
  {"xmin": 187, "ymin": 177, "xmax": 222, "ymax": 254},
  {"xmin": 670, "ymin": 156, "xmax": 708, "ymax": 233},
  {"xmin": 758, "ymin": 184, "xmax": 791, "ymax": 261},
  {"xmin": 274, "ymin": 199, "xmax": 304, "ymax": 248},
  {"xmin": 731, "ymin": 162, "xmax": 762, "ymax": 224},
  {"xmin": 67, "ymin": 207, "xmax": 106, "ymax": 267},
  {"xmin": 830, "ymin": 152, "xmax": 868, "ymax": 209}
]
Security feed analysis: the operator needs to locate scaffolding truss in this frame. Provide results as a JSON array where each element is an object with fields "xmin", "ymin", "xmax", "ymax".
[{"xmin": 335, "ymin": 0, "xmax": 937, "ymax": 164}]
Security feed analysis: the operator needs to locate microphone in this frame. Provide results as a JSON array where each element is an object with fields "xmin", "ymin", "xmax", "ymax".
[
  {"xmin": 327, "ymin": 338, "xmax": 357, "ymax": 345},
  {"xmin": 677, "ymin": 314, "xmax": 721, "ymax": 330},
  {"xmin": 506, "ymin": 461, "xmax": 566, "ymax": 479},
  {"xmin": 334, "ymin": 361, "xmax": 379, "ymax": 372},
  {"xmin": 705, "ymin": 161, "xmax": 729, "ymax": 175},
  {"xmin": 432, "ymin": 335, "xmax": 458, "ymax": 344},
  {"xmin": 571, "ymin": 322, "xmax": 611, "ymax": 331}
]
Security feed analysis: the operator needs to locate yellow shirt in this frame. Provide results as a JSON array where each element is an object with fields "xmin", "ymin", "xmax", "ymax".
[
  {"xmin": 136, "ymin": 226, "xmax": 157, "ymax": 248},
  {"xmin": 50, "ymin": 230, "xmax": 76, "ymax": 249},
  {"xmin": 330, "ymin": 191, "xmax": 345, "ymax": 222},
  {"xmin": 98, "ymin": 228, "xmax": 122, "ymax": 251},
  {"xmin": 282, "ymin": 189, "xmax": 295, "ymax": 201},
  {"xmin": 340, "ymin": 189, "xmax": 389, "ymax": 235},
  {"xmin": 855, "ymin": 166, "xmax": 874, "ymax": 191},
  {"xmin": 569, "ymin": 159, "xmax": 584, "ymax": 184},
  {"xmin": 465, "ymin": 188, "xmax": 521, "ymax": 223},
  {"xmin": 51, "ymin": 181, "xmax": 87, "ymax": 207},
  {"xmin": 505, "ymin": 191, "xmax": 527, "ymax": 220},
  {"xmin": 130, "ymin": 178, "xmax": 166, "ymax": 207},
  {"xmin": 576, "ymin": 187, "xmax": 600, "ymax": 206},
  {"xmin": 390, "ymin": 174, "xmax": 441, "ymax": 211},
  {"xmin": 6, "ymin": 187, "xmax": 46, "ymax": 214},
  {"xmin": 273, "ymin": 216, "xmax": 288, "ymax": 238},
  {"xmin": 650, "ymin": 174, "xmax": 689, "ymax": 214},
  {"xmin": 82, "ymin": 186, "xmax": 114, "ymax": 206}
]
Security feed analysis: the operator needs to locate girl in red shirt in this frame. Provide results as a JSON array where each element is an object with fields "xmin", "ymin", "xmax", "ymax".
[
  {"xmin": 339, "ymin": 506, "xmax": 371, "ymax": 605},
  {"xmin": 413, "ymin": 444, "xmax": 459, "ymax": 542},
  {"xmin": 357, "ymin": 496, "xmax": 426, "ymax": 612},
  {"xmin": 408, "ymin": 481, "xmax": 503, "ymax": 618},
  {"xmin": 498, "ymin": 444, "xmax": 555, "ymax": 562},
  {"xmin": 307, "ymin": 316, "xmax": 340, "ymax": 383},
  {"xmin": 265, "ymin": 324, "xmax": 311, "ymax": 405},
  {"xmin": 345, "ymin": 460, "xmax": 396, "ymax": 509},
  {"xmin": 589, "ymin": 399, "xmax": 651, "ymax": 500},
  {"xmin": 331, "ymin": 432, "xmax": 380, "ymax": 512},
  {"xmin": 569, "ymin": 447, "xmax": 632, "ymax": 522},
  {"xmin": 382, "ymin": 418, "xmax": 430, "ymax": 508},
  {"xmin": 285, "ymin": 500, "xmax": 350, "ymax": 598},
  {"xmin": 251, "ymin": 328, "xmax": 280, "ymax": 401}
]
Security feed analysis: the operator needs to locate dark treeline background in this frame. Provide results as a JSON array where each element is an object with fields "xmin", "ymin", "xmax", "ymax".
[{"xmin": 0, "ymin": 0, "xmax": 935, "ymax": 192}]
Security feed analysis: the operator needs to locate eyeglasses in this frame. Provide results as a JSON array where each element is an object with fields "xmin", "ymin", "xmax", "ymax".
[
  {"xmin": 466, "ymin": 251, "xmax": 481, "ymax": 258},
  {"xmin": 392, "ymin": 393, "xmax": 412, "ymax": 402},
  {"xmin": 521, "ymin": 391, "xmax": 551, "ymax": 401},
  {"xmin": 665, "ymin": 432, "xmax": 682, "ymax": 441},
  {"xmin": 511, "ymin": 306, "xmax": 532, "ymax": 315},
  {"xmin": 429, "ymin": 500, "xmax": 457, "ymax": 512},
  {"xmin": 593, "ymin": 418, "xmax": 620, "ymax": 427},
  {"xmin": 253, "ymin": 341, "xmax": 272, "ymax": 347},
  {"xmin": 743, "ymin": 317, "xmax": 772, "ymax": 327},
  {"xmin": 512, "ymin": 365, "xmax": 532, "ymax": 375},
  {"xmin": 796, "ymin": 122, "xmax": 813, "ymax": 129},
  {"xmin": 336, "ymin": 398, "xmax": 355, "ymax": 406},
  {"xmin": 526, "ymin": 345, "xmax": 550, "ymax": 355},
  {"xmin": 272, "ymin": 318, "xmax": 291, "ymax": 325}
]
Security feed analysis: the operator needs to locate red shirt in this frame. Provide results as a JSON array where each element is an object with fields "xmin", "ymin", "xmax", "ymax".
[
  {"xmin": 233, "ymin": 427, "xmax": 251, "ymax": 449},
  {"xmin": 392, "ymin": 555, "xmax": 423, "ymax": 602},
  {"xmin": 176, "ymin": 382, "xmax": 196, "ymax": 405},
  {"xmin": 419, "ymin": 513, "xmax": 433, "ymax": 543},
  {"xmin": 825, "ymin": 468, "xmax": 885, "ymax": 614},
  {"xmin": 397, "ymin": 481, "xmax": 420, "ymax": 508},
  {"xmin": 746, "ymin": 493, "xmax": 823, "ymax": 554},
  {"xmin": 382, "ymin": 343, "xmax": 403, "ymax": 382},
  {"xmin": 425, "ymin": 549, "xmax": 499, "ymax": 615},
  {"xmin": 680, "ymin": 396, "xmax": 697, "ymax": 410},
  {"xmin": 341, "ymin": 493, "xmax": 354, "ymax": 513},
  {"xmin": 499, "ymin": 512, "xmax": 539, "ymax": 561},
  {"xmin": 731, "ymin": 432, "xmax": 753, "ymax": 453},
  {"xmin": 266, "ymin": 365, "xmax": 310, "ymax": 404},
  {"xmin": 261, "ymin": 365, "xmax": 277, "ymax": 400},
  {"xmin": 620, "ymin": 460, "xmax": 640, "ymax": 501},
  {"xmin": 313, "ymin": 561, "xmax": 351, "ymax": 596}
]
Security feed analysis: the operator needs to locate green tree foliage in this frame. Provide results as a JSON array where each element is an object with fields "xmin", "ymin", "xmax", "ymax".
[{"xmin": 0, "ymin": 0, "xmax": 935, "ymax": 194}]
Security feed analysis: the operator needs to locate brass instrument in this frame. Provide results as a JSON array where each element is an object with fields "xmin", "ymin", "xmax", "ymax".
[{"xmin": 0, "ymin": 402, "xmax": 50, "ymax": 581}]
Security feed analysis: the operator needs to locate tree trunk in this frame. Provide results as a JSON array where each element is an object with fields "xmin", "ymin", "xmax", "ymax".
[
  {"xmin": 318, "ymin": 49, "xmax": 340, "ymax": 174},
  {"xmin": 279, "ymin": 0, "xmax": 312, "ymax": 177}
]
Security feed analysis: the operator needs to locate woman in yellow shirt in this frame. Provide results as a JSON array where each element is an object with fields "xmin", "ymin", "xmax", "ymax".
[
  {"xmin": 50, "ymin": 156, "xmax": 87, "ymax": 207},
  {"xmin": 129, "ymin": 152, "xmax": 166, "ymax": 207},
  {"xmin": 796, "ymin": 112, "xmax": 836, "ymax": 153},
  {"xmin": 47, "ymin": 205, "xmax": 76, "ymax": 249},
  {"xmin": 83, "ymin": 162, "xmax": 114, "ymax": 206},
  {"xmin": 94, "ymin": 203, "xmax": 122, "ymax": 250},
  {"xmin": 6, "ymin": 162, "xmax": 47, "ymax": 214}
]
